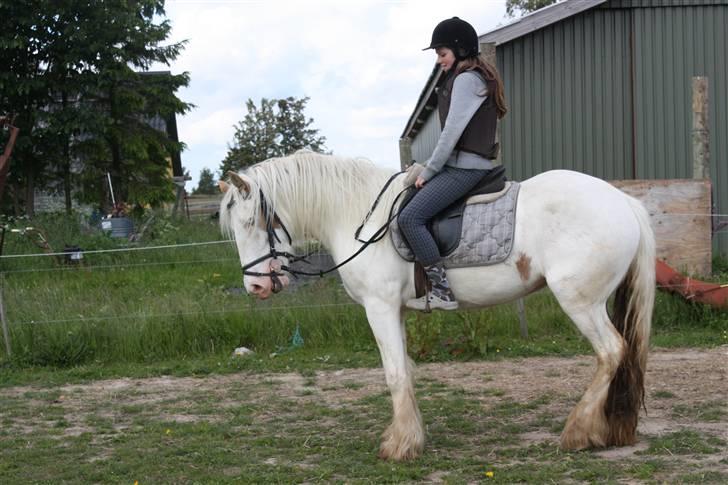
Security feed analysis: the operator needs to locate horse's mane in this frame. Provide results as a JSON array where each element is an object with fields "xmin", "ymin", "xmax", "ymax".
[{"xmin": 220, "ymin": 150, "xmax": 398, "ymax": 244}]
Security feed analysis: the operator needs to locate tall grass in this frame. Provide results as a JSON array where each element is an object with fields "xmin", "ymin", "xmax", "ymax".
[{"xmin": 0, "ymin": 212, "xmax": 725, "ymax": 368}]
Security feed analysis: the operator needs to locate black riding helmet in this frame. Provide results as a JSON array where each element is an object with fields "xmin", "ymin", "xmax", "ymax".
[{"xmin": 423, "ymin": 17, "xmax": 479, "ymax": 60}]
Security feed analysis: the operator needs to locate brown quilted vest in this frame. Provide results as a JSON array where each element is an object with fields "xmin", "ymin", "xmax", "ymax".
[{"xmin": 437, "ymin": 71, "xmax": 499, "ymax": 160}]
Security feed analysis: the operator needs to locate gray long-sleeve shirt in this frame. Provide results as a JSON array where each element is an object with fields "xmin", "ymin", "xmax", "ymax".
[{"xmin": 421, "ymin": 71, "xmax": 495, "ymax": 182}]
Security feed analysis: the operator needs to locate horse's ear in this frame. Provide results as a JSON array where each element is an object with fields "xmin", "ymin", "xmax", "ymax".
[
  {"xmin": 227, "ymin": 171, "xmax": 250, "ymax": 194},
  {"xmin": 218, "ymin": 180, "xmax": 230, "ymax": 193}
]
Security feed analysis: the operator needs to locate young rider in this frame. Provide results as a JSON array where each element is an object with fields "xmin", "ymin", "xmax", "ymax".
[{"xmin": 399, "ymin": 17, "xmax": 508, "ymax": 311}]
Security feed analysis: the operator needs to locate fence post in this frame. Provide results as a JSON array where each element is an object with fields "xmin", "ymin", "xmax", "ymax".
[
  {"xmin": 516, "ymin": 298, "xmax": 528, "ymax": 339},
  {"xmin": 692, "ymin": 76, "xmax": 709, "ymax": 180},
  {"xmin": 0, "ymin": 275, "xmax": 11, "ymax": 358}
]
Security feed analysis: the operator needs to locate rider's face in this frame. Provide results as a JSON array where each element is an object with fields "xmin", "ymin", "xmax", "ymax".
[{"xmin": 436, "ymin": 47, "xmax": 456, "ymax": 72}]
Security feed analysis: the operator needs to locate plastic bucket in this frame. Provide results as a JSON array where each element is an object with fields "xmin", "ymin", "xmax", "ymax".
[{"xmin": 101, "ymin": 217, "xmax": 134, "ymax": 238}]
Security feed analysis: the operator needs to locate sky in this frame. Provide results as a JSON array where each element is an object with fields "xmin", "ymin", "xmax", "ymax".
[{"xmin": 156, "ymin": 0, "xmax": 510, "ymax": 188}]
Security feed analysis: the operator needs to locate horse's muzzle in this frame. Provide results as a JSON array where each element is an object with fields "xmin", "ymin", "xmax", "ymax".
[{"xmin": 245, "ymin": 259, "xmax": 290, "ymax": 299}]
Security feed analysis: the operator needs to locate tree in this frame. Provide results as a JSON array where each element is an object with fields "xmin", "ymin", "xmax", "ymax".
[
  {"xmin": 192, "ymin": 168, "xmax": 217, "ymax": 195},
  {"xmin": 220, "ymin": 96, "xmax": 327, "ymax": 173},
  {"xmin": 0, "ymin": 0, "xmax": 190, "ymax": 215},
  {"xmin": 70, "ymin": 1, "xmax": 191, "ymax": 210},
  {"xmin": 0, "ymin": 0, "xmax": 58, "ymax": 215},
  {"xmin": 506, "ymin": 0, "xmax": 560, "ymax": 17}
]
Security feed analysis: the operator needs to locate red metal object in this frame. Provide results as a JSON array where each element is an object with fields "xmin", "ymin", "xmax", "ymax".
[
  {"xmin": 656, "ymin": 258, "xmax": 728, "ymax": 308},
  {"xmin": 0, "ymin": 115, "xmax": 20, "ymax": 202}
]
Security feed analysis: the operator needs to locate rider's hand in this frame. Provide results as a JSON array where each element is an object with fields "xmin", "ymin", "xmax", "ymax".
[{"xmin": 415, "ymin": 176, "xmax": 426, "ymax": 189}]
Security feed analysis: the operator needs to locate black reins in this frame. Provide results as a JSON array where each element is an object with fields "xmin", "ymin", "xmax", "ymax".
[{"xmin": 233, "ymin": 171, "xmax": 409, "ymax": 291}]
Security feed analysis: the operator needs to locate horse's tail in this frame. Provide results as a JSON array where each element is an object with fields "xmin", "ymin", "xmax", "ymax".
[{"xmin": 605, "ymin": 196, "xmax": 655, "ymax": 445}]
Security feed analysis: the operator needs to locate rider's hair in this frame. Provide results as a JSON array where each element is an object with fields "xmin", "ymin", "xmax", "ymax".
[{"xmin": 455, "ymin": 55, "xmax": 508, "ymax": 119}]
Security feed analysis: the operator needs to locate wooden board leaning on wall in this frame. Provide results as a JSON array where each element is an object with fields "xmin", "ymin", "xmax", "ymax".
[{"xmin": 612, "ymin": 179, "xmax": 712, "ymax": 277}]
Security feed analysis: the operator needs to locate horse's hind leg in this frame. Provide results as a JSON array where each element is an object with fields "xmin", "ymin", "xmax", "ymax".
[
  {"xmin": 553, "ymin": 296, "xmax": 625, "ymax": 450},
  {"xmin": 364, "ymin": 301, "xmax": 424, "ymax": 461}
]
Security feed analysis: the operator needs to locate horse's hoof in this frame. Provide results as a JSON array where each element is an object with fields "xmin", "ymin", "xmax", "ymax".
[
  {"xmin": 378, "ymin": 429, "xmax": 424, "ymax": 461},
  {"xmin": 560, "ymin": 422, "xmax": 608, "ymax": 450},
  {"xmin": 378, "ymin": 443, "xmax": 421, "ymax": 461}
]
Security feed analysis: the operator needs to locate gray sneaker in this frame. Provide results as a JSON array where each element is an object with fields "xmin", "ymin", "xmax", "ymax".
[{"xmin": 406, "ymin": 292, "xmax": 459, "ymax": 312}]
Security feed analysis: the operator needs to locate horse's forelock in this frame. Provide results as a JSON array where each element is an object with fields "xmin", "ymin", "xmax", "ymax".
[{"xmin": 219, "ymin": 173, "xmax": 262, "ymax": 239}]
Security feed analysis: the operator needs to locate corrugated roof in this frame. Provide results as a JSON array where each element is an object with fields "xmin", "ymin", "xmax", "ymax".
[{"xmin": 480, "ymin": 0, "xmax": 608, "ymax": 46}]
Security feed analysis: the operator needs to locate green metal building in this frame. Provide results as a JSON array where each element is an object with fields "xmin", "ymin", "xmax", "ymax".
[{"xmin": 401, "ymin": 0, "xmax": 728, "ymax": 256}]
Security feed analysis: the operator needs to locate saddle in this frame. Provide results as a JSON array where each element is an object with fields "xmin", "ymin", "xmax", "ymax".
[{"xmin": 400, "ymin": 165, "xmax": 508, "ymax": 256}]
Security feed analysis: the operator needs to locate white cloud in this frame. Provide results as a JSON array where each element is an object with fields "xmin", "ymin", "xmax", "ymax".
[
  {"xmin": 157, "ymin": 0, "xmax": 508, "ymax": 185},
  {"xmin": 179, "ymin": 107, "xmax": 240, "ymax": 146}
]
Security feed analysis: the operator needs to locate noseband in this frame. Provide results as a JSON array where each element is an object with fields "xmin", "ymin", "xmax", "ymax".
[{"xmin": 232, "ymin": 189, "xmax": 300, "ymax": 293}]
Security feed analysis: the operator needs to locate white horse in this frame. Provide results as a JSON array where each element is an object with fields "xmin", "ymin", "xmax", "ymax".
[{"xmin": 219, "ymin": 151, "xmax": 655, "ymax": 461}]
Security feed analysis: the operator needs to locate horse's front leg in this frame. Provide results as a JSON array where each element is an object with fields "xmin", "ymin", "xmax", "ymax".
[{"xmin": 364, "ymin": 300, "xmax": 424, "ymax": 461}]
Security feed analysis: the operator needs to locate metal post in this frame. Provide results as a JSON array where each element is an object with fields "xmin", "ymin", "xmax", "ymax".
[
  {"xmin": 106, "ymin": 172, "xmax": 116, "ymax": 206},
  {"xmin": 399, "ymin": 137, "xmax": 413, "ymax": 170},
  {"xmin": 516, "ymin": 298, "xmax": 528, "ymax": 339},
  {"xmin": 0, "ymin": 275, "xmax": 11, "ymax": 358},
  {"xmin": 692, "ymin": 77, "xmax": 709, "ymax": 180}
]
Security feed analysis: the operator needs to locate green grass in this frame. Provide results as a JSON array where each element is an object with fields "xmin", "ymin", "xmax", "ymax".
[
  {"xmin": 672, "ymin": 400, "xmax": 727, "ymax": 422},
  {"xmin": 0, "ymin": 212, "xmax": 726, "ymax": 372},
  {"xmin": 3, "ymin": 373, "xmax": 722, "ymax": 484},
  {"xmin": 642, "ymin": 430, "xmax": 725, "ymax": 455}
]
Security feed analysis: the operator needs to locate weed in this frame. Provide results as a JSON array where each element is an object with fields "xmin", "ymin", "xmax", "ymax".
[
  {"xmin": 672, "ymin": 400, "xmax": 726, "ymax": 422},
  {"xmin": 642, "ymin": 429, "xmax": 725, "ymax": 455}
]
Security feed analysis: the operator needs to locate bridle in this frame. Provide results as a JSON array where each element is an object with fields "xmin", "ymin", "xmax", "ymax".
[
  {"xmin": 231, "ymin": 189, "xmax": 302, "ymax": 293},
  {"xmin": 230, "ymin": 172, "xmax": 409, "ymax": 293}
]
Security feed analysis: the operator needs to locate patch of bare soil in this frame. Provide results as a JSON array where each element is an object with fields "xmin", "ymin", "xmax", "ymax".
[{"xmin": 1, "ymin": 347, "xmax": 726, "ymax": 476}]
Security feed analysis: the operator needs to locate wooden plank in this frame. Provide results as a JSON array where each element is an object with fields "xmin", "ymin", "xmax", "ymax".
[
  {"xmin": 692, "ymin": 77, "xmax": 710, "ymax": 180},
  {"xmin": 611, "ymin": 179, "xmax": 711, "ymax": 276},
  {"xmin": 185, "ymin": 194, "xmax": 223, "ymax": 217}
]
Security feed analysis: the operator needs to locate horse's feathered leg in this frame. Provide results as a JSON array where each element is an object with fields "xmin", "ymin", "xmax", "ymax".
[
  {"xmin": 364, "ymin": 302, "xmax": 424, "ymax": 461},
  {"xmin": 556, "ymin": 303, "xmax": 624, "ymax": 450}
]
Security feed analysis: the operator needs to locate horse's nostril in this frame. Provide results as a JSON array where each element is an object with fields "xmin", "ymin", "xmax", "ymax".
[{"xmin": 250, "ymin": 284, "xmax": 264, "ymax": 294}]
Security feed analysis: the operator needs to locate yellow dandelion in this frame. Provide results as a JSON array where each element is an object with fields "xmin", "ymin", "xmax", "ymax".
[{"xmin": 485, "ymin": 470, "xmax": 494, "ymax": 478}]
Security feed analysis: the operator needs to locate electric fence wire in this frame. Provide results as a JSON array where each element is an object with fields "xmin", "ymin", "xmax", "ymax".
[
  {"xmin": 0, "ymin": 258, "xmax": 240, "ymax": 275},
  {"xmin": 1, "ymin": 211, "xmax": 727, "ymax": 261},
  {"xmin": 1, "ymin": 224, "xmax": 726, "ymax": 327},
  {"xmin": 15, "ymin": 302, "xmax": 358, "ymax": 326},
  {"xmin": 0, "ymin": 239, "xmax": 234, "ymax": 259}
]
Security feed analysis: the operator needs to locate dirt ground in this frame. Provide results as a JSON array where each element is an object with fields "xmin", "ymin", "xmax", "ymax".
[{"xmin": 2, "ymin": 346, "xmax": 726, "ymax": 481}]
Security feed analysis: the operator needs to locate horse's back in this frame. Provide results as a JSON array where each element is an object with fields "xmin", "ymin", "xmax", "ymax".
[
  {"xmin": 514, "ymin": 169, "xmax": 641, "ymax": 284},
  {"xmin": 519, "ymin": 170, "xmax": 636, "ymax": 226}
]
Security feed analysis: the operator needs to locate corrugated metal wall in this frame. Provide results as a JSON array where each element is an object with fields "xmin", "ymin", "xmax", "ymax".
[
  {"xmin": 497, "ymin": 8, "xmax": 633, "ymax": 181},
  {"xmin": 628, "ymin": 3, "xmax": 728, "ymax": 252},
  {"xmin": 411, "ymin": 108, "xmax": 441, "ymax": 164}
]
